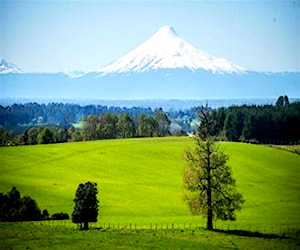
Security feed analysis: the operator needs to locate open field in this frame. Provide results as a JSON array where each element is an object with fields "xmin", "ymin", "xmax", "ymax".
[
  {"xmin": 0, "ymin": 137, "xmax": 300, "ymax": 248},
  {"xmin": 0, "ymin": 222, "xmax": 299, "ymax": 249}
]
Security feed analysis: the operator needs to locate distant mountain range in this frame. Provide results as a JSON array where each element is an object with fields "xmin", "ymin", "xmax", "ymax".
[{"xmin": 0, "ymin": 26, "xmax": 299, "ymax": 100}]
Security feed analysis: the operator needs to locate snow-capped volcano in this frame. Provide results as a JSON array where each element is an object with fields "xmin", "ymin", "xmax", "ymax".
[
  {"xmin": 99, "ymin": 25, "xmax": 246, "ymax": 75},
  {"xmin": 0, "ymin": 59, "xmax": 22, "ymax": 74}
]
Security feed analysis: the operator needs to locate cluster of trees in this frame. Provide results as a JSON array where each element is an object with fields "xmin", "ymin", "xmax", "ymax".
[
  {"xmin": 0, "ymin": 108, "xmax": 171, "ymax": 146},
  {"xmin": 211, "ymin": 98, "xmax": 300, "ymax": 144},
  {"xmin": 82, "ymin": 108, "xmax": 170, "ymax": 140},
  {"xmin": 0, "ymin": 187, "xmax": 68, "ymax": 222},
  {"xmin": 0, "ymin": 102, "xmax": 152, "ymax": 128},
  {"xmin": 1, "ymin": 96, "xmax": 299, "ymax": 146},
  {"xmin": 0, "ymin": 182, "xmax": 98, "ymax": 230},
  {"xmin": 0, "ymin": 126, "xmax": 77, "ymax": 146}
]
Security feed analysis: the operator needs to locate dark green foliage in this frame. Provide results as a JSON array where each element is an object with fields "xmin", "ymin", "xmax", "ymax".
[
  {"xmin": 184, "ymin": 107, "xmax": 244, "ymax": 230},
  {"xmin": 98, "ymin": 113, "xmax": 119, "ymax": 139},
  {"xmin": 83, "ymin": 114, "xmax": 118, "ymax": 140},
  {"xmin": 53, "ymin": 128, "xmax": 69, "ymax": 143},
  {"xmin": 50, "ymin": 212, "xmax": 69, "ymax": 220},
  {"xmin": 27, "ymin": 127, "xmax": 40, "ymax": 145},
  {"xmin": 42, "ymin": 209, "xmax": 50, "ymax": 219},
  {"xmin": 154, "ymin": 108, "xmax": 171, "ymax": 137},
  {"xmin": 37, "ymin": 128, "xmax": 53, "ymax": 144},
  {"xmin": 0, "ymin": 126, "xmax": 14, "ymax": 146},
  {"xmin": 0, "ymin": 187, "xmax": 41, "ymax": 221},
  {"xmin": 197, "ymin": 105, "xmax": 217, "ymax": 139},
  {"xmin": 137, "ymin": 113, "xmax": 158, "ymax": 137},
  {"xmin": 223, "ymin": 102, "xmax": 300, "ymax": 143},
  {"xmin": 1, "ymin": 97, "xmax": 299, "ymax": 146},
  {"xmin": 0, "ymin": 102, "xmax": 152, "ymax": 128},
  {"xmin": 67, "ymin": 126, "xmax": 83, "ymax": 142},
  {"xmin": 72, "ymin": 182, "xmax": 99, "ymax": 230},
  {"xmin": 276, "ymin": 95, "xmax": 289, "ymax": 107},
  {"xmin": 117, "ymin": 113, "xmax": 135, "ymax": 138}
]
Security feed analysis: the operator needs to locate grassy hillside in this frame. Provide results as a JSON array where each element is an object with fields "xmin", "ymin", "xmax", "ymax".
[
  {"xmin": 1, "ymin": 223, "xmax": 298, "ymax": 250},
  {"xmin": 0, "ymin": 137, "xmax": 299, "ymax": 229}
]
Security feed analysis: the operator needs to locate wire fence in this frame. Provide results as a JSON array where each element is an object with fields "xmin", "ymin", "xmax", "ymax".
[{"xmin": 7, "ymin": 220, "xmax": 298, "ymax": 239}]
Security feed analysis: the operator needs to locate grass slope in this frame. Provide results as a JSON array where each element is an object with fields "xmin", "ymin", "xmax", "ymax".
[
  {"xmin": 0, "ymin": 137, "xmax": 299, "ymax": 230},
  {"xmin": 1, "ymin": 223, "xmax": 298, "ymax": 250}
]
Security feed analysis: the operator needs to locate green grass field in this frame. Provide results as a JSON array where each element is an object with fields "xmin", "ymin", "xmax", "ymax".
[
  {"xmin": 1, "ymin": 222, "xmax": 298, "ymax": 249},
  {"xmin": 0, "ymin": 138, "xmax": 300, "ymax": 249},
  {"xmin": 1, "ymin": 137, "xmax": 299, "ymax": 228},
  {"xmin": 0, "ymin": 137, "xmax": 300, "ymax": 248}
]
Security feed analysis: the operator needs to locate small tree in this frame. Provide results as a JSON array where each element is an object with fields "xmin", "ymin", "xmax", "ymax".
[
  {"xmin": 72, "ymin": 182, "xmax": 99, "ymax": 230},
  {"xmin": 183, "ymin": 106, "xmax": 244, "ymax": 230}
]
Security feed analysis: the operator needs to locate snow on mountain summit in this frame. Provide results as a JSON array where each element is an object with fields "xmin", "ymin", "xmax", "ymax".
[
  {"xmin": 99, "ymin": 26, "xmax": 246, "ymax": 75},
  {"xmin": 0, "ymin": 59, "xmax": 22, "ymax": 74}
]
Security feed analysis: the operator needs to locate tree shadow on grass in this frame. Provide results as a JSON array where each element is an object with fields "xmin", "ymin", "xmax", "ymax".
[{"xmin": 213, "ymin": 229, "xmax": 288, "ymax": 239}]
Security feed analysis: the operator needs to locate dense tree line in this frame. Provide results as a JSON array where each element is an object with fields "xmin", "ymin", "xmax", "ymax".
[
  {"xmin": 0, "ymin": 126, "xmax": 78, "ymax": 146},
  {"xmin": 0, "ymin": 102, "xmax": 152, "ymax": 128},
  {"xmin": 220, "ymin": 100, "xmax": 300, "ymax": 144},
  {"xmin": 0, "ymin": 108, "xmax": 171, "ymax": 146},
  {"xmin": 172, "ymin": 97, "xmax": 300, "ymax": 144},
  {"xmin": 82, "ymin": 108, "xmax": 170, "ymax": 141},
  {"xmin": 1, "ymin": 96, "xmax": 299, "ymax": 146}
]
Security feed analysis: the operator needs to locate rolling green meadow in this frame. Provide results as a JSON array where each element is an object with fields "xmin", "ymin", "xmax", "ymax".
[{"xmin": 0, "ymin": 137, "xmax": 300, "ymax": 248}]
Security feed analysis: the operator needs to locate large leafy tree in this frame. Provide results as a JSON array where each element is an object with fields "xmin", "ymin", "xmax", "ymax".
[
  {"xmin": 183, "ymin": 106, "xmax": 244, "ymax": 230},
  {"xmin": 72, "ymin": 182, "xmax": 99, "ymax": 230}
]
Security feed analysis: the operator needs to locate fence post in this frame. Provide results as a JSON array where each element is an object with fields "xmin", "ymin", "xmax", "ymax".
[{"xmin": 155, "ymin": 223, "xmax": 157, "ymax": 230}]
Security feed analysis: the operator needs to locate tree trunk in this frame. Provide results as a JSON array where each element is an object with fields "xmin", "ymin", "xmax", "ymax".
[
  {"xmin": 207, "ymin": 191, "xmax": 213, "ymax": 230},
  {"xmin": 206, "ymin": 141, "xmax": 213, "ymax": 231},
  {"xmin": 83, "ymin": 221, "xmax": 89, "ymax": 230}
]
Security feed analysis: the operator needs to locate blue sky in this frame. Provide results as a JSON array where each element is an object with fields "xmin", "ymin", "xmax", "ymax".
[{"xmin": 0, "ymin": 0, "xmax": 299, "ymax": 73}]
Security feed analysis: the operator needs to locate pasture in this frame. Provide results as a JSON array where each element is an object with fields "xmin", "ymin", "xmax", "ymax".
[
  {"xmin": 0, "ymin": 222, "xmax": 298, "ymax": 249},
  {"xmin": 0, "ymin": 137, "xmax": 299, "ymax": 248}
]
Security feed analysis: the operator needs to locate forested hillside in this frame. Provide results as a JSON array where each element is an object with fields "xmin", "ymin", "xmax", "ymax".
[{"xmin": 0, "ymin": 97, "xmax": 299, "ymax": 146}]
